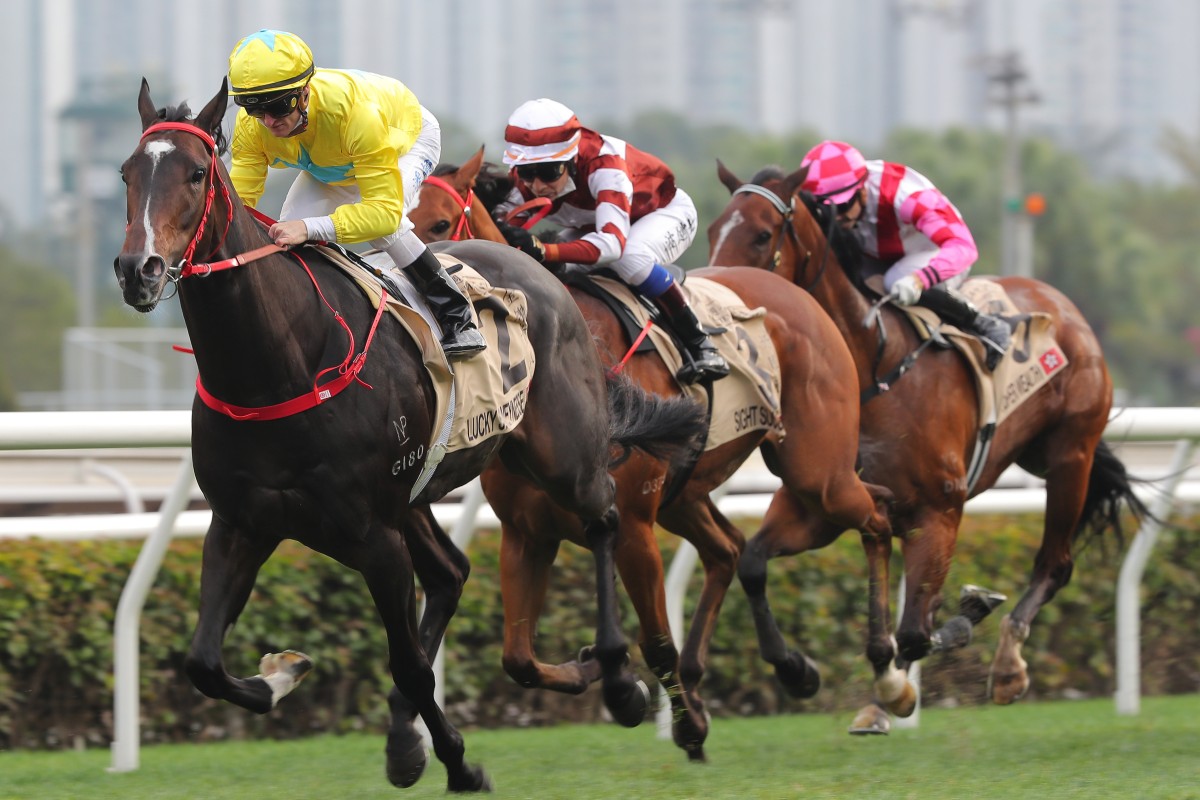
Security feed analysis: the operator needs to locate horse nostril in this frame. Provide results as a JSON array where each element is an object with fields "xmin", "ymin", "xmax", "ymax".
[{"xmin": 139, "ymin": 255, "xmax": 165, "ymax": 282}]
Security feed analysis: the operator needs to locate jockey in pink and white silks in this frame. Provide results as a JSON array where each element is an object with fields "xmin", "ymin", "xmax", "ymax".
[
  {"xmin": 801, "ymin": 140, "xmax": 1011, "ymax": 369},
  {"xmin": 493, "ymin": 98, "xmax": 728, "ymax": 384}
]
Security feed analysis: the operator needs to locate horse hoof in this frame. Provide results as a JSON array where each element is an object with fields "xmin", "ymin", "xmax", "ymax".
[
  {"xmin": 671, "ymin": 708, "xmax": 710, "ymax": 757},
  {"xmin": 848, "ymin": 705, "xmax": 891, "ymax": 735},
  {"xmin": 446, "ymin": 764, "xmax": 493, "ymax": 793},
  {"xmin": 256, "ymin": 650, "xmax": 314, "ymax": 706},
  {"xmin": 959, "ymin": 584, "xmax": 1007, "ymax": 625},
  {"xmin": 883, "ymin": 680, "xmax": 918, "ymax": 718},
  {"xmin": 989, "ymin": 668, "xmax": 1030, "ymax": 705},
  {"xmin": 605, "ymin": 677, "xmax": 650, "ymax": 728},
  {"xmin": 775, "ymin": 651, "xmax": 821, "ymax": 698},
  {"xmin": 386, "ymin": 735, "xmax": 429, "ymax": 788},
  {"xmin": 931, "ymin": 615, "xmax": 973, "ymax": 652}
]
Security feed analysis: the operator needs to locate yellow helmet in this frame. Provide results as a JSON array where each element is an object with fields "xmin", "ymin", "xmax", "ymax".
[{"xmin": 228, "ymin": 29, "xmax": 314, "ymax": 101}]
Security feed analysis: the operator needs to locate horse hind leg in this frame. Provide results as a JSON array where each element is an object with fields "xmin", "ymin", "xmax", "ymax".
[
  {"xmin": 183, "ymin": 519, "xmax": 308, "ymax": 715},
  {"xmin": 585, "ymin": 505, "xmax": 652, "ymax": 728}
]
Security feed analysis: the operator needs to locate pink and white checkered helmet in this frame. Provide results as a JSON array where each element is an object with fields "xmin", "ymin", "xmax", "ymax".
[{"xmin": 800, "ymin": 140, "xmax": 868, "ymax": 205}]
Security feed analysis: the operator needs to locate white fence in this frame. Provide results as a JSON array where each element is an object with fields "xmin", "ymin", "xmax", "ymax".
[{"xmin": 0, "ymin": 408, "xmax": 1198, "ymax": 772}]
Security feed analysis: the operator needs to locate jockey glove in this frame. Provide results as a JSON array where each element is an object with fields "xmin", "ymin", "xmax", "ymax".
[
  {"xmin": 892, "ymin": 274, "xmax": 925, "ymax": 306},
  {"xmin": 497, "ymin": 222, "xmax": 546, "ymax": 263}
]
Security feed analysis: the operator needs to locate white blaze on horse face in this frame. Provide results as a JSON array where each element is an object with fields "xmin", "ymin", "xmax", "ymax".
[
  {"xmin": 707, "ymin": 209, "xmax": 745, "ymax": 266},
  {"xmin": 137, "ymin": 140, "xmax": 176, "ymax": 257}
]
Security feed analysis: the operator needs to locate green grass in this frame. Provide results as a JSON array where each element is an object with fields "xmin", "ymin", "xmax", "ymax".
[{"xmin": 3, "ymin": 695, "xmax": 1198, "ymax": 800}]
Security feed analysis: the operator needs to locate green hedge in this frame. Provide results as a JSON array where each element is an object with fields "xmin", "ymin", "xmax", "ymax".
[{"xmin": 1, "ymin": 513, "xmax": 1197, "ymax": 750}]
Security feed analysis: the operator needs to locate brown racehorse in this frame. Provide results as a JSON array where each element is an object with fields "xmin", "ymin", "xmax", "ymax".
[
  {"xmin": 411, "ymin": 149, "xmax": 893, "ymax": 760},
  {"xmin": 112, "ymin": 79, "xmax": 708, "ymax": 792},
  {"xmin": 708, "ymin": 161, "xmax": 1146, "ymax": 732}
]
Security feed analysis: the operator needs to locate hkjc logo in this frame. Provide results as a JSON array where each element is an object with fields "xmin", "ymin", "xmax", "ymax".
[{"xmin": 1039, "ymin": 348, "xmax": 1065, "ymax": 375}]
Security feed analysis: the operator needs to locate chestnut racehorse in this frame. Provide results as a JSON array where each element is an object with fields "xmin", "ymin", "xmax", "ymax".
[
  {"xmin": 113, "ymin": 80, "xmax": 708, "ymax": 792},
  {"xmin": 411, "ymin": 149, "xmax": 893, "ymax": 759},
  {"xmin": 708, "ymin": 161, "xmax": 1146, "ymax": 732}
]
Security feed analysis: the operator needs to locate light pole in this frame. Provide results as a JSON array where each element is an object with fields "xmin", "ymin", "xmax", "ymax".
[{"xmin": 985, "ymin": 51, "xmax": 1039, "ymax": 277}]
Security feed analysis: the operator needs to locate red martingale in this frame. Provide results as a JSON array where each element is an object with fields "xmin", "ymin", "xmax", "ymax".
[{"xmin": 144, "ymin": 121, "xmax": 387, "ymax": 421}]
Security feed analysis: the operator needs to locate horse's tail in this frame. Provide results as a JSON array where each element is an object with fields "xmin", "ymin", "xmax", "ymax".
[
  {"xmin": 604, "ymin": 371, "xmax": 707, "ymax": 467},
  {"xmin": 1075, "ymin": 440, "xmax": 1156, "ymax": 548}
]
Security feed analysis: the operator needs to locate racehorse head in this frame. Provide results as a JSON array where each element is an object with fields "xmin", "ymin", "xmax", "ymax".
[
  {"xmin": 114, "ymin": 78, "xmax": 230, "ymax": 311},
  {"xmin": 707, "ymin": 159, "xmax": 869, "ymax": 298},
  {"xmin": 410, "ymin": 146, "xmax": 508, "ymax": 244}
]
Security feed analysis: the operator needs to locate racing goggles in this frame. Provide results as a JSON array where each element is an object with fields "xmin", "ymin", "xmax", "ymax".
[
  {"xmin": 236, "ymin": 89, "xmax": 303, "ymax": 118},
  {"xmin": 516, "ymin": 161, "xmax": 568, "ymax": 184}
]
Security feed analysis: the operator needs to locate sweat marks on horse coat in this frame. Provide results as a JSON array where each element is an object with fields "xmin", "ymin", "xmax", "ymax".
[
  {"xmin": 318, "ymin": 245, "xmax": 535, "ymax": 497},
  {"xmin": 589, "ymin": 275, "xmax": 785, "ymax": 449}
]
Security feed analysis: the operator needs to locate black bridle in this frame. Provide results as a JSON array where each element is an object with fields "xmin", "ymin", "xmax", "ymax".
[{"xmin": 731, "ymin": 182, "xmax": 933, "ymax": 404}]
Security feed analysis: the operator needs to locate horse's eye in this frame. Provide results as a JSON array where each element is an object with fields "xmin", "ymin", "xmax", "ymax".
[
  {"xmin": 754, "ymin": 230, "xmax": 772, "ymax": 247},
  {"xmin": 190, "ymin": 167, "xmax": 207, "ymax": 184},
  {"xmin": 431, "ymin": 221, "xmax": 451, "ymax": 235}
]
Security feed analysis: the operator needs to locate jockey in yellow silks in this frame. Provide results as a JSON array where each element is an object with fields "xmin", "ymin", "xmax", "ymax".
[{"xmin": 227, "ymin": 29, "xmax": 485, "ymax": 357}]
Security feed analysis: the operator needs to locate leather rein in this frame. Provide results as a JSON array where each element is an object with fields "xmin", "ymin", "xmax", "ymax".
[{"xmin": 140, "ymin": 121, "xmax": 387, "ymax": 421}]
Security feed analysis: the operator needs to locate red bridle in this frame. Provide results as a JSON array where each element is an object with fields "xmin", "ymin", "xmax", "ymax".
[
  {"xmin": 138, "ymin": 120, "xmax": 386, "ymax": 421},
  {"xmin": 421, "ymin": 175, "xmax": 476, "ymax": 240}
]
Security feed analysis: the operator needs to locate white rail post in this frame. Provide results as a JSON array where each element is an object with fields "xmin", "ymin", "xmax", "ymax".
[
  {"xmin": 1114, "ymin": 438, "xmax": 1197, "ymax": 715},
  {"xmin": 109, "ymin": 453, "xmax": 196, "ymax": 772}
]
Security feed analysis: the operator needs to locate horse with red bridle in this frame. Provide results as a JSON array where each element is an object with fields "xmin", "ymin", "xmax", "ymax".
[
  {"xmin": 411, "ymin": 149, "xmax": 894, "ymax": 759},
  {"xmin": 113, "ymin": 79, "xmax": 709, "ymax": 792},
  {"xmin": 708, "ymin": 161, "xmax": 1146, "ymax": 732}
]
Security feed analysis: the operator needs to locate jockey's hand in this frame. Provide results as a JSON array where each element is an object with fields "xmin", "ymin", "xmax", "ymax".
[
  {"xmin": 268, "ymin": 220, "xmax": 310, "ymax": 248},
  {"xmin": 891, "ymin": 275, "xmax": 925, "ymax": 306},
  {"xmin": 497, "ymin": 222, "xmax": 546, "ymax": 263}
]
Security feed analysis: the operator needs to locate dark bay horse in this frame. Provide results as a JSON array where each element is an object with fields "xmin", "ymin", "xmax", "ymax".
[
  {"xmin": 411, "ymin": 150, "xmax": 893, "ymax": 759},
  {"xmin": 113, "ymin": 79, "xmax": 707, "ymax": 792},
  {"xmin": 708, "ymin": 161, "xmax": 1145, "ymax": 732}
]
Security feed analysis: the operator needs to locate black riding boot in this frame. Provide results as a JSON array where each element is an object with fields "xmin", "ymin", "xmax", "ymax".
[
  {"xmin": 652, "ymin": 283, "xmax": 730, "ymax": 384},
  {"xmin": 404, "ymin": 249, "xmax": 487, "ymax": 358},
  {"xmin": 916, "ymin": 285, "xmax": 1011, "ymax": 370}
]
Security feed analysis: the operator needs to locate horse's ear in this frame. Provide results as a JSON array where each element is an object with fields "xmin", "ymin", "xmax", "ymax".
[
  {"xmin": 137, "ymin": 78, "xmax": 159, "ymax": 130},
  {"xmin": 716, "ymin": 159, "xmax": 743, "ymax": 194},
  {"xmin": 459, "ymin": 146, "xmax": 486, "ymax": 187},
  {"xmin": 194, "ymin": 78, "xmax": 230, "ymax": 139},
  {"xmin": 783, "ymin": 164, "xmax": 810, "ymax": 200}
]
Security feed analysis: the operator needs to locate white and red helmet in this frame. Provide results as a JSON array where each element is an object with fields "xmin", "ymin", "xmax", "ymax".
[
  {"xmin": 800, "ymin": 140, "xmax": 868, "ymax": 204},
  {"xmin": 503, "ymin": 98, "xmax": 582, "ymax": 166}
]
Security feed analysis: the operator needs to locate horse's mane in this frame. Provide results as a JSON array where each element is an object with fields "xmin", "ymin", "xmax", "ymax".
[
  {"xmin": 156, "ymin": 102, "xmax": 230, "ymax": 156},
  {"xmin": 475, "ymin": 162, "xmax": 514, "ymax": 214},
  {"xmin": 796, "ymin": 188, "xmax": 871, "ymax": 294}
]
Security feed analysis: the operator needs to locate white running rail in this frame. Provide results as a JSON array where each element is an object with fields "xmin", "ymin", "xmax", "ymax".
[{"xmin": 0, "ymin": 408, "xmax": 1196, "ymax": 769}]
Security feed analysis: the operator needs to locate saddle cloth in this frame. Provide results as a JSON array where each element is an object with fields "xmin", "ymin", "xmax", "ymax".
[
  {"xmin": 316, "ymin": 246, "xmax": 536, "ymax": 498},
  {"xmin": 900, "ymin": 277, "xmax": 1069, "ymax": 428},
  {"xmin": 587, "ymin": 275, "xmax": 786, "ymax": 450}
]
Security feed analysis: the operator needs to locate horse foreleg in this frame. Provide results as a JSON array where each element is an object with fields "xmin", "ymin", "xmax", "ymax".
[
  {"xmin": 850, "ymin": 531, "xmax": 915, "ymax": 735},
  {"xmin": 360, "ymin": 527, "xmax": 489, "ymax": 793},
  {"xmin": 183, "ymin": 519, "xmax": 294, "ymax": 714},
  {"xmin": 585, "ymin": 506, "xmax": 650, "ymax": 728},
  {"xmin": 497, "ymin": 517, "xmax": 602, "ymax": 693},
  {"xmin": 737, "ymin": 490, "xmax": 833, "ymax": 699},
  {"xmin": 386, "ymin": 506, "xmax": 472, "ymax": 765}
]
